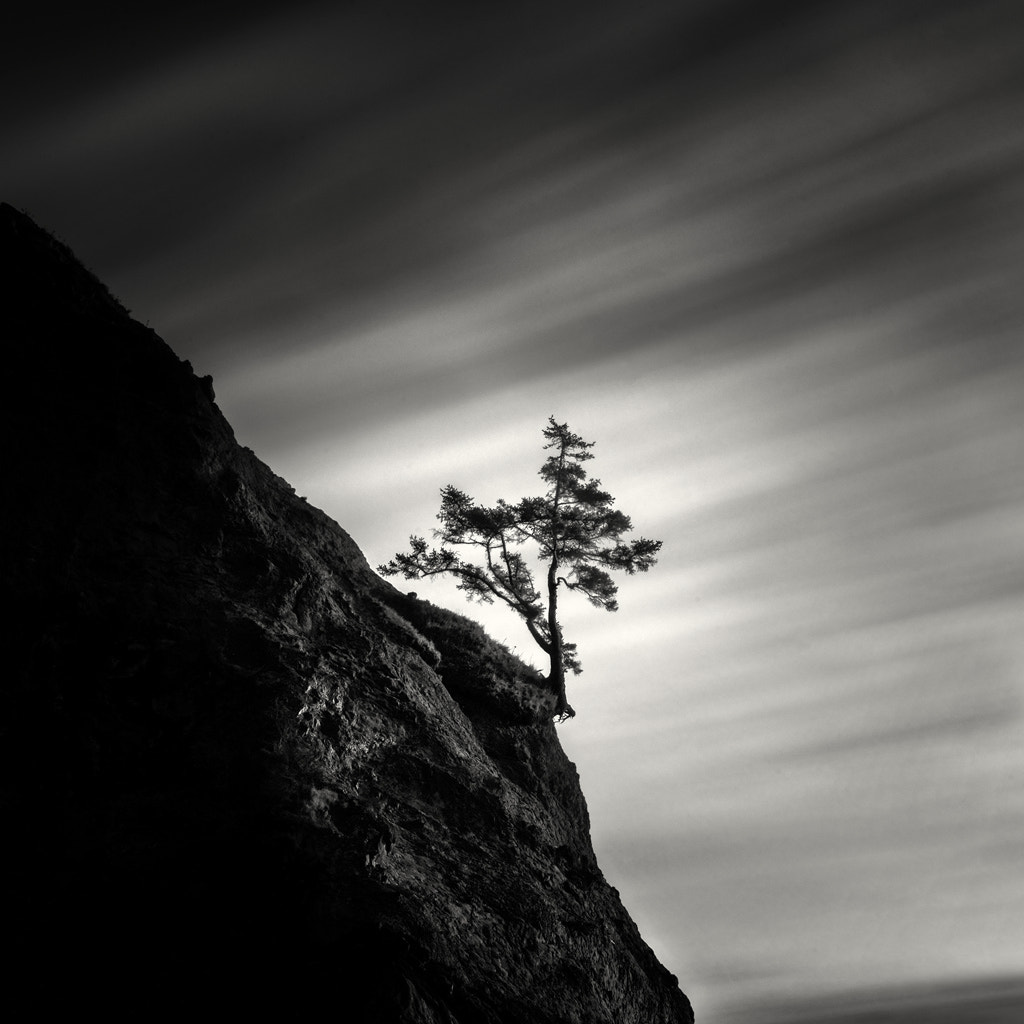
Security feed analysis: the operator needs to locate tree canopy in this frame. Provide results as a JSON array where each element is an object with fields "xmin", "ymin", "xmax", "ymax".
[{"xmin": 379, "ymin": 417, "xmax": 662, "ymax": 720}]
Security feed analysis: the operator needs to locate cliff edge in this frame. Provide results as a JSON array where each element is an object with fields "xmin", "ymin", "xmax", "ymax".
[{"xmin": 0, "ymin": 203, "xmax": 694, "ymax": 1021}]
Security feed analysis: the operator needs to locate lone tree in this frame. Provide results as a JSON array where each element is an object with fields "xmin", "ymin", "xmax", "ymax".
[{"xmin": 379, "ymin": 417, "xmax": 662, "ymax": 720}]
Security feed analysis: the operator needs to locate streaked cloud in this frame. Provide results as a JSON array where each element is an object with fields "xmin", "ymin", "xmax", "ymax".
[{"xmin": 5, "ymin": 2, "xmax": 1024, "ymax": 1019}]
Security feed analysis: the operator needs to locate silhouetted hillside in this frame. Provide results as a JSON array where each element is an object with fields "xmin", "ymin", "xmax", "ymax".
[{"xmin": 0, "ymin": 202, "xmax": 693, "ymax": 1021}]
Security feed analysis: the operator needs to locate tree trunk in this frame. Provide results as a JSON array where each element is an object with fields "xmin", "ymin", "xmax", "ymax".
[
  {"xmin": 547, "ymin": 557, "xmax": 574, "ymax": 719},
  {"xmin": 546, "ymin": 438, "xmax": 574, "ymax": 720}
]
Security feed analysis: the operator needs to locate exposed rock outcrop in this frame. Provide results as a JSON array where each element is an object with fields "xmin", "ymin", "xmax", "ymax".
[{"xmin": 0, "ymin": 202, "xmax": 693, "ymax": 1021}]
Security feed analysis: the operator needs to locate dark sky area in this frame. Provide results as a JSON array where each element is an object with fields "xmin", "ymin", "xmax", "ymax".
[{"xmin": 5, "ymin": 3, "xmax": 1024, "ymax": 1020}]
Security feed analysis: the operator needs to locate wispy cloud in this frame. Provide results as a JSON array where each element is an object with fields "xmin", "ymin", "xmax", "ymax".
[{"xmin": 6, "ymin": 1, "xmax": 1024, "ymax": 1018}]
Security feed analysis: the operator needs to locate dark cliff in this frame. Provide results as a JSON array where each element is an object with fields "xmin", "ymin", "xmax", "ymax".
[{"xmin": 0, "ymin": 202, "xmax": 693, "ymax": 1021}]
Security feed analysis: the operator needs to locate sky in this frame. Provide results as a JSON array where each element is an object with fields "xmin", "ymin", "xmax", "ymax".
[{"xmin": 5, "ymin": 2, "xmax": 1024, "ymax": 1019}]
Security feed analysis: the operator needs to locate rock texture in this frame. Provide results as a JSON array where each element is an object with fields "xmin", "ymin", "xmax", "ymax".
[{"xmin": 0, "ymin": 202, "xmax": 693, "ymax": 1020}]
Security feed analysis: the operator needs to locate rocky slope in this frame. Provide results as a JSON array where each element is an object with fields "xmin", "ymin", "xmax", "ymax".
[{"xmin": 0, "ymin": 202, "xmax": 694, "ymax": 1020}]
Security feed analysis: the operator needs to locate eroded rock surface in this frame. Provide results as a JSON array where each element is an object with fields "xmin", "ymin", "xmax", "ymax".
[{"xmin": 1, "ymin": 202, "xmax": 693, "ymax": 1021}]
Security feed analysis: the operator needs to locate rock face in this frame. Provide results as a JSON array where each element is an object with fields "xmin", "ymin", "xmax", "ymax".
[{"xmin": 0, "ymin": 203, "xmax": 693, "ymax": 1021}]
